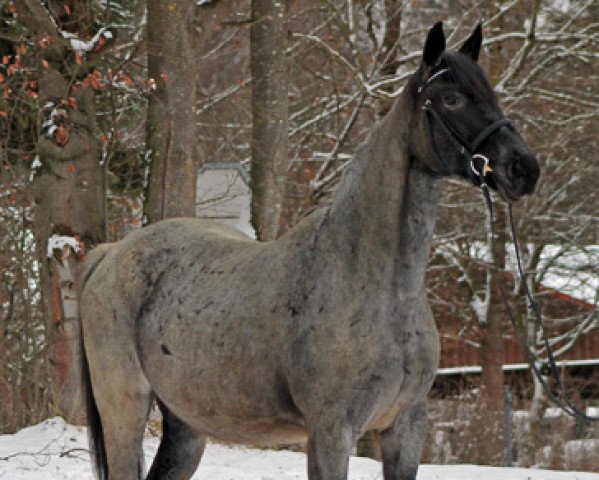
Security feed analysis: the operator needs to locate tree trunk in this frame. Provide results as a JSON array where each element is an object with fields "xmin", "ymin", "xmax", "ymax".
[
  {"xmin": 144, "ymin": 0, "xmax": 202, "ymax": 223},
  {"xmin": 376, "ymin": 1, "xmax": 402, "ymax": 118},
  {"xmin": 472, "ymin": 10, "xmax": 509, "ymax": 460},
  {"xmin": 480, "ymin": 205, "xmax": 508, "ymax": 411},
  {"xmin": 249, "ymin": 0, "xmax": 289, "ymax": 241},
  {"xmin": 480, "ymin": 2, "xmax": 507, "ymax": 413},
  {"xmin": 519, "ymin": 372, "xmax": 549, "ymax": 466},
  {"xmin": 15, "ymin": 1, "xmax": 106, "ymax": 422}
]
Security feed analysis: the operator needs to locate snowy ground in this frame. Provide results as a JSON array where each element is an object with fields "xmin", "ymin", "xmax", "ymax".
[{"xmin": 1, "ymin": 418, "xmax": 598, "ymax": 480}]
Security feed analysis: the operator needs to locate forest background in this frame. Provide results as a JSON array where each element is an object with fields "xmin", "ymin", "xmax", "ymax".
[{"xmin": 0, "ymin": 0, "xmax": 598, "ymax": 470}]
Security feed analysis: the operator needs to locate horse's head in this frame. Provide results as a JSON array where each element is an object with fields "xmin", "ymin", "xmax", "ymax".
[{"xmin": 408, "ymin": 22, "xmax": 539, "ymax": 201}]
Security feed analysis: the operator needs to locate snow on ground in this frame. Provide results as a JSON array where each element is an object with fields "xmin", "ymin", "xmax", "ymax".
[{"xmin": 1, "ymin": 418, "xmax": 598, "ymax": 480}]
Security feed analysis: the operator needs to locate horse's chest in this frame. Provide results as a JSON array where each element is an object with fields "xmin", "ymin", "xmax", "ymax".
[
  {"xmin": 365, "ymin": 305, "xmax": 439, "ymax": 429},
  {"xmin": 364, "ymin": 347, "xmax": 437, "ymax": 431}
]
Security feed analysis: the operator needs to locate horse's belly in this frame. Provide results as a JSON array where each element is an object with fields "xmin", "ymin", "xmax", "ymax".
[
  {"xmin": 144, "ymin": 359, "xmax": 310, "ymax": 440},
  {"xmin": 154, "ymin": 374, "xmax": 308, "ymax": 445},
  {"xmin": 184, "ymin": 415, "xmax": 308, "ymax": 446},
  {"xmin": 138, "ymin": 328, "xmax": 308, "ymax": 445}
]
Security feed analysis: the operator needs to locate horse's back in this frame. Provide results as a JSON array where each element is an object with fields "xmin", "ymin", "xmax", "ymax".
[
  {"xmin": 120, "ymin": 217, "xmax": 256, "ymax": 250},
  {"xmin": 81, "ymin": 217, "xmax": 262, "ymax": 321}
]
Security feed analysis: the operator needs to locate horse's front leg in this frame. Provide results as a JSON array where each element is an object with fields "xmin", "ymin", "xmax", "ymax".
[
  {"xmin": 306, "ymin": 417, "xmax": 358, "ymax": 480},
  {"xmin": 379, "ymin": 400, "xmax": 428, "ymax": 480}
]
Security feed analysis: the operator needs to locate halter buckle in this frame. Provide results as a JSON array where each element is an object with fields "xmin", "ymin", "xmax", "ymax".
[{"xmin": 470, "ymin": 153, "xmax": 493, "ymax": 178}]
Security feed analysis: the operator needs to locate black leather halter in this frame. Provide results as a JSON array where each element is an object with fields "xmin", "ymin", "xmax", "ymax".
[{"xmin": 419, "ymin": 68, "xmax": 513, "ymax": 182}]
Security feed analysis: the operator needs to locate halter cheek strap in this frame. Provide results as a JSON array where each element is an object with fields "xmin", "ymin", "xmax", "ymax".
[{"xmin": 421, "ymin": 99, "xmax": 514, "ymax": 157}]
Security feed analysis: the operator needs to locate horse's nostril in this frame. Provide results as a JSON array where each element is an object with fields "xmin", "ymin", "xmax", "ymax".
[
  {"xmin": 509, "ymin": 155, "xmax": 535, "ymax": 180},
  {"xmin": 507, "ymin": 152, "xmax": 540, "ymax": 195},
  {"xmin": 509, "ymin": 159, "xmax": 523, "ymax": 179}
]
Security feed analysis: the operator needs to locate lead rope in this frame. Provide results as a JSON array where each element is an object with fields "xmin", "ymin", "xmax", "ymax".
[{"xmin": 472, "ymin": 163, "xmax": 599, "ymax": 422}]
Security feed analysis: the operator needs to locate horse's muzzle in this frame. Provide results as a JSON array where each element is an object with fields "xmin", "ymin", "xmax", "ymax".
[
  {"xmin": 507, "ymin": 151, "xmax": 540, "ymax": 196},
  {"xmin": 493, "ymin": 149, "xmax": 539, "ymax": 202}
]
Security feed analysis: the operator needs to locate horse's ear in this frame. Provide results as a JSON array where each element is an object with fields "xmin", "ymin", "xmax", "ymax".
[
  {"xmin": 459, "ymin": 23, "xmax": 483, "ymax": 61},
  {"xmin": 423, "ymin": 21, "xmax": 445, "ymax": 66}
]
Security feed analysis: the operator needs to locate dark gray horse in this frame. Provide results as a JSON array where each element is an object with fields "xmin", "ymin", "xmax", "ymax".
[{"xmin": 80, "ymin": 22, "xmax": 539, "ymax": 480}]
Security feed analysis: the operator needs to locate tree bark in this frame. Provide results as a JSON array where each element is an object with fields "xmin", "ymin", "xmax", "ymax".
[
  {"xmin": 477, "ymin": 9, "xmax": 508, "ymax": 461},
  {"xmin": 479, "ymin": 2, "xmax": 508, "ymax": 412},
  {"xmin": 15, "ymin": 1, "xmax": 106, "ymax": 422},
  {"xmin": 480, "ymin": 204, "xmax": 508, "ymax": 411},
  {"xmin": 249, "ymin": 0, "xmax": 289, "ymax": 241},
  {"xmin": 144, "ymin": 0, "xmax": 202, "ymax": 223},
  {"xmin": 376, "ymin": 1, "xmax": 402, "ymax": 118}
]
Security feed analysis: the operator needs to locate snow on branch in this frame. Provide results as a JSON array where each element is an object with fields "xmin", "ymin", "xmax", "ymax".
[
  {"xmin": 60, "ymin": 27, "xmax": 115, "ymax": 55},
  {"xmin": 47, "ymin": 235, "xmax": 81, "ymax": 258},
  {"xmin": 29, "ymin": 155, "xmax": 42, "ymax": 182}
]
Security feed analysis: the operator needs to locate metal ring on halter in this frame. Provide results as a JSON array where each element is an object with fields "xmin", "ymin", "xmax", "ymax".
[{"xmin": 470, "ymin": 153, "xmax": 493, "ymax": 178}]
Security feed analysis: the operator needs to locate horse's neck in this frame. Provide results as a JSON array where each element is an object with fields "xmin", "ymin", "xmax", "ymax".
[
  {"xmin": 317, "ymin": 93, "xmax": 441, "ymax": 294},
  {"xmin": 392, "ymin": 165, "xmax": 440, "ymax": 298}
]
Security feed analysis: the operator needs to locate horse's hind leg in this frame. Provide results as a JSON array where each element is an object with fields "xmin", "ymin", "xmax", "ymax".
[
  {"xmin": 146, "ymin": 402, "xmax": 206, "ymax": 480},
  {"xmin": 83, "ymin": 301, "xmax": 153, "ymax": 479},
  {"xmin": 88, "ymin": 357, "xmax": 153, "ymax": 479},
  {"xmin": 379, "ymin": 400, "xmax": 428, "ymax": 480}
]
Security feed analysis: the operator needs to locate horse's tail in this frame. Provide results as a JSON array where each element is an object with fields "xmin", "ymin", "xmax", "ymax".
[
  {"xmin": 79, "ymin": 244, "xmax": 113, "ymax": 480},
  {"xmin": 81, "ymin": 335, "xmax": 108, "ymax": 480}
]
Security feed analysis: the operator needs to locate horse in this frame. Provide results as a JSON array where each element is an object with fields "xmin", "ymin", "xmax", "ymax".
[{"xmin": 80, "ymin": 22, "xmax": 540, "ymax": 480}]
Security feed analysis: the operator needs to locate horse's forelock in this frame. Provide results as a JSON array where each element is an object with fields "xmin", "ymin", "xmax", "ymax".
[{"xmin": 438, "ymin": 51, "xmax": 498, "ymax": 107}]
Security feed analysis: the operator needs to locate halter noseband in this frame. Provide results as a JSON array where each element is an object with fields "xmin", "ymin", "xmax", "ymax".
[{"xmin": 419, "ymin": 68, "xmax": 514, "ymax": 184}]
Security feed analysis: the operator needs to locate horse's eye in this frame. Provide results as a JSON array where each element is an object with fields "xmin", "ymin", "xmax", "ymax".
[{"xmin": 442, "ymin": 93, "xmax": 464, "ymax": 109}]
